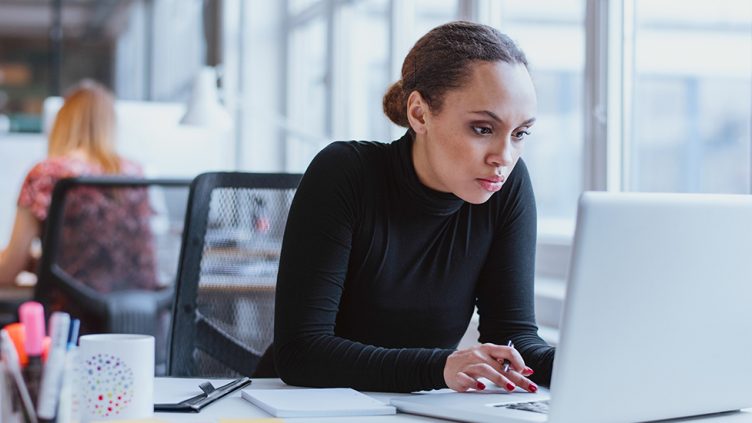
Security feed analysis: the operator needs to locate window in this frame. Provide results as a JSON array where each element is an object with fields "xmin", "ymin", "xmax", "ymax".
[
  {"xmin": 413, "ymin": 0, "xmax": 460, "ymax": 41},
  {"xmin": 629, "ymin": 0, "xmax": 752, "ymax": 193},
  {"xmin": 279, "ymin": 0, "xmax": 462, "ymax": 172},
  {"xmin": 286, "ymin": 12, "xmax": 329, "ymax": 170},
  {"xmin": 289, "ymin": 0, "xmax": 321, "ymax": 15},
  {"xmin": 496, "ymin": 0, "xmax": 586, "ymax": 224},
  {"xmin": 336, "ymin": 0, "xmax": 391, "ymax": 142}
]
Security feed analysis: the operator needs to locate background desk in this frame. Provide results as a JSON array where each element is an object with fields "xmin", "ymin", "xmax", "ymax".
[
  {"xmin": 154, "ymin": 378, "xmax": 752, "ymax": 423},
  {"xmin": 0, "ymin": 286, "xmax": 33, "ymax": 302}
]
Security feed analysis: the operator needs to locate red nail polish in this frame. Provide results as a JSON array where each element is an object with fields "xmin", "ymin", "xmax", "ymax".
[
  {"xmin": 476, "ymin": 381, "xmax": 486, "ymax": 390},
  {"xmin": 506, "ymin": 383, "xmax": 515, "ymax": 391},
  {"xmin": 525, "ymin": 367, "xmax": 535, "ymax": 375},
  {"xmin": 529, "ymin": 383, "xmax": 538, "ymax": 393}
]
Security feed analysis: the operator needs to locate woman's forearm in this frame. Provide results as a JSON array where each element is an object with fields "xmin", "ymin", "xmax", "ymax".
[{"xmin": 0, "ymin": 207, "xmax": 40, "ymax": 285}]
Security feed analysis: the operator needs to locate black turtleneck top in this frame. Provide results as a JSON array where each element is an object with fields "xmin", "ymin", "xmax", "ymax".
[{"xmin": 273, "ymin": 133, "xmax": 554, "ymax": 393}]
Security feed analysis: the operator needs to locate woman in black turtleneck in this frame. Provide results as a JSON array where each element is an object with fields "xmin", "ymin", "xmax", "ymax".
[{"xmin": 270, "ymin": 21, "xmax": 555, "ymax": 393}]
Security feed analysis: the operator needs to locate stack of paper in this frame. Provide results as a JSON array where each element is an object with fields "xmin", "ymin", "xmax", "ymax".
[{"xmin": 241, "ymin": 388, "xmax": 396, "ymax": 418}]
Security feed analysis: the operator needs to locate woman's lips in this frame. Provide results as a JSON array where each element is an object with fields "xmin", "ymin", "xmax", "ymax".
[
  {"xmin": 484, "ymin": 175, "xmax": 505, "ymax": 183},
  {"xmin": 477, "ymin": 176, "xmax": 504, "ymax": 192}
]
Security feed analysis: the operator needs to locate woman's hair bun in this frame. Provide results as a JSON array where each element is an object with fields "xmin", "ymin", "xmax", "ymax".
[{"xmin": 382, "ymin": 80, "xmax": 409, "ymax": 128}]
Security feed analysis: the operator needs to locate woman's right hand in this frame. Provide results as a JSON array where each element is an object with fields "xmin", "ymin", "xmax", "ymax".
[{"xmin": 443, "ymin": 343, "xmax": 537, "ymax": 393}]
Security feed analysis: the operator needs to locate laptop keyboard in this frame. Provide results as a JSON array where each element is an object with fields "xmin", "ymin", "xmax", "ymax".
[{"xmin": 494, "ymin": 400, "xmax": 550, "ymax": 414}]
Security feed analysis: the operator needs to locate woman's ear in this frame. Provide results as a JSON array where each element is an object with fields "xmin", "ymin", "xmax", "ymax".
[{"xmin": 406, "ymin": 91, "xmax": 428, "ymax": 134}]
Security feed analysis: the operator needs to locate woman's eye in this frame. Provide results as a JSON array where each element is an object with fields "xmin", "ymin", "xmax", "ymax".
[
  {"xmin": 472, "ymin": 126, "xmax": 493, "ymax": 136},
  {"xmin": 513, "ymin": 130, "xmax": 531, "ymax": 140}
]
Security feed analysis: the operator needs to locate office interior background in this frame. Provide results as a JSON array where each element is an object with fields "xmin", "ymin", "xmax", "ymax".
[{"xmin": 0, "ymin": 0, "xmax": 750, "ymax": 339}]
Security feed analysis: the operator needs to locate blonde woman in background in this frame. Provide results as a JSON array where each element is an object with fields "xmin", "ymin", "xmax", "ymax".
[{"xmin": 0, "ymin": 80, "xmax": 148, "ymax": 286}]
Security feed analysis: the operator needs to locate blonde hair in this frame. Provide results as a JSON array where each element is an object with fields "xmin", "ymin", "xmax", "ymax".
[{"xmin": 48, "ymin": 79, "xmax": 121, "ymax": 173}]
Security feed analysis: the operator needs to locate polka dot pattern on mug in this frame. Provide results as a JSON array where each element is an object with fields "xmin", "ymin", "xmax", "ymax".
[{"xmin": 84, "ymin": 353, "xmax": 134, "ymax": 417}]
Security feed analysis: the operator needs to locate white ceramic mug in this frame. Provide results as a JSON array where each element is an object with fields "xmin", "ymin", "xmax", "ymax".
[{"xmin": 78, "ymin": 334, "xmax": 154, "ymax": 422}]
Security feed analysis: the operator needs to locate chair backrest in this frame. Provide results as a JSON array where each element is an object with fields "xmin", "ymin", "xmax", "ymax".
[
  {"xmin": 35, "ymin": 176, "xmax": 191, "ymax": 374},
  {"xmin": 168, "ymin": 172, "xmax": 301, "ymax": 378}
]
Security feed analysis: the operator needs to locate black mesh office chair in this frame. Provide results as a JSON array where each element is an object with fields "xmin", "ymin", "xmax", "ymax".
[
  {"xmin": 167, "ymin": 172, "xmax": 301, "ymax": 378},
  {"xmin": 34, "ymin": 176, "xmax": 191, "ymax": 373}
]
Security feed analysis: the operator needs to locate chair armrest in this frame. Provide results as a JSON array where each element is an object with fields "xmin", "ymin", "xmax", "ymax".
[{"xmin": 44, "ymin": 266, "xmax": 109, "ymax": 317}]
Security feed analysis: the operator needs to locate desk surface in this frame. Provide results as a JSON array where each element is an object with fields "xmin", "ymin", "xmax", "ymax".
[
  {"xmin": 0, "ymin": 286, "xmax": 33, "ymax": 301},
  {"xmin": 154, "ymin": 378, "xmax": 752, "ymax": 423}
]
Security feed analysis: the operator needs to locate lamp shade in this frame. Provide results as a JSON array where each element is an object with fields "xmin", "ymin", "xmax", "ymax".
[{"xmin": 180, "ymin": 66, "xmax": 232, "ymax": 130}]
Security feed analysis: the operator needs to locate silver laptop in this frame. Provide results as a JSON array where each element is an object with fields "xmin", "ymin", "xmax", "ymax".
[{"xmin": 391, "ymin": 192, "xmax": 752, "ymax": 423}]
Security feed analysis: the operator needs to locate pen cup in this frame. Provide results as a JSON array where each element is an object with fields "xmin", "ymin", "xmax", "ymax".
[{"xmin": 78, "ymin": 334, "xmax": 154, "ymax": 422}]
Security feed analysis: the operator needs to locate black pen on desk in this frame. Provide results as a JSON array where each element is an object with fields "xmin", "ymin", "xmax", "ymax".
[{"xmin": 502, "ymin": 340, "xmax": 514, "ymax": 373}]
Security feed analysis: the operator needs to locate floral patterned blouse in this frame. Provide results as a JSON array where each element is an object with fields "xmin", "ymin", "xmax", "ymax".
[
  {"xmin": 18, "ymin": 156, "xmax": 143, "ymax": 221},
  {"xmin": 17, "ymin": 156, "xmax": 159, "ymax": 299}
]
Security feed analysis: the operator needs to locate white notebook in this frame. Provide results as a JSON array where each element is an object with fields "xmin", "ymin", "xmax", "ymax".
[{"xmin": 241, "ymin": 388, "xmax": 397, "ymax": 418}]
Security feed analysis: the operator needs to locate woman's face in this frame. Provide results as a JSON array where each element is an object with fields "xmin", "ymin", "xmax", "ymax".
[{"xmin": 409, "ymin": 61, "xmax": 537, "ymax": 204}]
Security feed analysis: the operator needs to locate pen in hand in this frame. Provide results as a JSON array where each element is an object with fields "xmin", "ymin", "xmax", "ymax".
[{"xmin": 502, "ymin": 340, "xmax": 513, "ymax": 373}]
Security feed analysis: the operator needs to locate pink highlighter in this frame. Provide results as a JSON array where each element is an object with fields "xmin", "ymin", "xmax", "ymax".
[{"xmin": 19, "ymin": 301, "xmax": 46, "ymax": 407}]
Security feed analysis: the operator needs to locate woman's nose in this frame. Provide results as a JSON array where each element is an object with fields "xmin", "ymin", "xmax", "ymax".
[{"xmin": 488, "ymin": 140, "xmax": 514, "ymax": 167}]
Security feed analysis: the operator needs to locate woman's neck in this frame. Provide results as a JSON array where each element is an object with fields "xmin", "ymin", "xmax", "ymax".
[{"xmin": 411, "ymin": 132, "xmax": 448, "ymax": 193}]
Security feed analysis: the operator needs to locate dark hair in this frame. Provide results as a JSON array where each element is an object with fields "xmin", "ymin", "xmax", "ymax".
[{"xmin": 383, "ymin": 21, "xmax": 528, "ymax": 128}]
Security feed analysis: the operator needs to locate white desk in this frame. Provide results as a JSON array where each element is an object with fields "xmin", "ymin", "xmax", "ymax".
[{"xmin": 154, "ymin": 378, "xmax": 752, "ymax": 423}]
